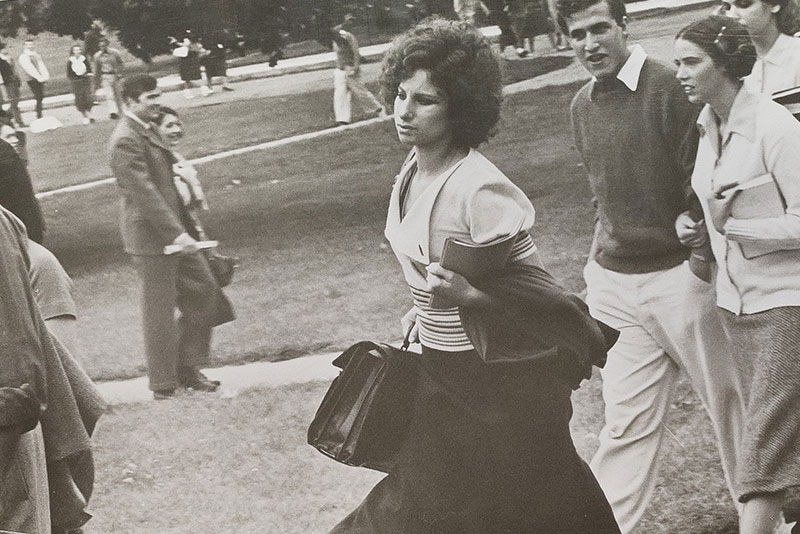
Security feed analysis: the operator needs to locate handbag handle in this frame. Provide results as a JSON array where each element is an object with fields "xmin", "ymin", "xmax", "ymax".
[{"xmin": 400, "ymin": 330, "xmax": 412, "ymax": 352}]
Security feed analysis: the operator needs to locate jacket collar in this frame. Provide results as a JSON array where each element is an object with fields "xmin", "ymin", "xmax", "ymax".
[
  {"xmin": 384, "ymin": 150, "xmax": 469, "ymax": 264},
  {"xmin": 123, "ymin": 112, "xmax": 170, "ymax": 152},
  {"xmin": 763, "ymin": 33, "xmax": 800, "ymax": 68},
  {"xmin": 696, "ymin": 88, "xmax": 758, "ymax": 157}
]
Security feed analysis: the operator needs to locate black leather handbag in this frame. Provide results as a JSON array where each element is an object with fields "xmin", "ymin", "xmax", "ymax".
[
  {"xmin": 307, "ymin": 341, "xmax": 420, "ymax": 473},
  {"xmin": 204, "ymin": 249, "xmax": 237, "ymax": 288}
]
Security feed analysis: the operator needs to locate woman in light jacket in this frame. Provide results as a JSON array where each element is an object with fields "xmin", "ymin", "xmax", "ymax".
[
  {"xmin": 674, "ymin": 16, "xmax": 800, "ymax": 534},
  {"xmin": 329, "ymin": 17, "xmax": 619, "ymax": 534}
]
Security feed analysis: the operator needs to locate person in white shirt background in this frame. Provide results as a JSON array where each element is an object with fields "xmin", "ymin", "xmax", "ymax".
[{"xmin": 18, "ymin": 39, "xmax": 49, "ymax": 120}]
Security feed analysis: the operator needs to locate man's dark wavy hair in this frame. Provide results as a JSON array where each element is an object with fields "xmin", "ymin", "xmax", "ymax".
[
  {"xmin": 121, "ymin": 73, "xmax": 158, "ymax": 101},
  {"xmin": 556, "ymin": 0, "xmax": 627, "ymax": 34},
  {"xmin": 378, "ymin": 16, "xmax": 503, "ymax": 149}
]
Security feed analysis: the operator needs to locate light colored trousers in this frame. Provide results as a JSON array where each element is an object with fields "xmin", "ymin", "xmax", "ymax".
[
  {"xmin": 584, "ymin": 260, "xmax": 746, "ymax": 533},
  {"xmin": 333, "ymin": 68, "xmax": 382, "ymax": 124},
  {"xmin": 0, "ymin": 425, "xmax": 50, "ymax": 533},
  {"xmin": 99, "ymin": 73, "xmax": 123, "ymax": 115}
]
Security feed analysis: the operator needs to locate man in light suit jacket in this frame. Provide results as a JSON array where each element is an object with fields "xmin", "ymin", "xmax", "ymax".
[{"xmin": 109, "ymin": 74, "xmax": 230, "ymax": 399}]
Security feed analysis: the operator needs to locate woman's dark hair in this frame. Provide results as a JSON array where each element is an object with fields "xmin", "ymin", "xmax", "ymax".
[
  {"xmin": 556, "ymin": 0, "xmax": 627, "ymax": 35},
  {"xmin": 676, "ymin": 16, "xmax": 757, "ymax": 81},
  {"xmin": 762, "ymin": 0, "xmax": 800, "ymax": 36},
  {"xmin": 379, "ymin": 16, "xmax": 503, "ymax": 148},
  {"xmin": 153, "ymin": 105, "xmax": 180, "ymax": 125}
]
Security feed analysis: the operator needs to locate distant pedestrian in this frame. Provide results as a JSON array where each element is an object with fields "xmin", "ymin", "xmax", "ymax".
[
  {"xmin": 454, "ymin": 0, "xmax": 482, "ymax": 24},
  {"xmin": 173, "ymin": 32, "xmax": 207, "ymax": 98},
  {"xmin": 0, "ymin": 41, "xmax": 26, "ymax": 128},
  {"xmin": 18, "ymin": 39, "xmax": 49, "ymax": 120},
  {"xmin": 509, "ymin": 0, "xmax": 557, "ymax": 55},
  {"xmin": 109, "ymin": 74, "xmax": 228, "ymax": 399},
  {"xmin": 329, "ymin": 14, "xmax": 386, "ymax": 125},
  {"xmin": 92, "ymin": 37, "xmax": 124, "ymax": 120},
  {"xmin": 66, "ymin": 45, "xmax": 95, "ymax": 125},
  {"xmin": 201, "ymin": 37, "xmax": 233, "ymax": 93}
]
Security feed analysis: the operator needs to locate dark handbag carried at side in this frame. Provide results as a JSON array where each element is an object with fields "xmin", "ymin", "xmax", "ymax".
[
  {"xmin": 204, "ymin": 249, "xmax": 237, "ymax": 287},
  {"xmin": 307, "ymin": 340, "xmax": 420, "ymax": 473}
]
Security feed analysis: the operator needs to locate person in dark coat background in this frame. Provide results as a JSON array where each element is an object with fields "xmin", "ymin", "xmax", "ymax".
[{"xmin": 0, "ymin": 112, "xmax": 45, "ymax": 243}]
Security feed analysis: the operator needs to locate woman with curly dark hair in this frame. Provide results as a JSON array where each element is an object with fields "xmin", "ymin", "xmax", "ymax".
[{"xmin": 328, "ymin": 17, "xmax": 619, "ymax": 534}]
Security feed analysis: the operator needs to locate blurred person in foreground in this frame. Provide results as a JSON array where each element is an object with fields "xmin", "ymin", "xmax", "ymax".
[
  {"xmin": 0, "ymin": 206, "xmax": 49, "ymax": 533},
  {"xmin": 27, "ymin": 238, "xmax": 105, "ymax": 534},
  {"xmin": 329, "ymin": 17, "xmax": 620, "ymax": 533},
  {"xmin": 0, "ymin": 111, "xmax": 44, "ymax": 243},
  {"xmin": 109, "ymin": 74, "xmax": 229, "ymax": 400},
  {"xmin": 556, "ymin": 0, "xmax": 746, "ymax": 530},
  {"xmin": 674, "ymin": 16, "xmax": 800, "ymax": 534}
]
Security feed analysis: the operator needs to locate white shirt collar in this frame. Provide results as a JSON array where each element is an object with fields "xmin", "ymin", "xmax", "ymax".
[{"xmin": 615, "ymin": 44, "xmax": 647, "ymax": 91}]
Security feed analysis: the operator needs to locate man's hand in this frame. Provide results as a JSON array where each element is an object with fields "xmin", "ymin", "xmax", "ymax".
[
  {"xmin": 164, "ymin": 232, "xmax": 198, "ymax": 255},
  {"xmin": 675, "ymin": 211, "xmax": 709, "ymax": 248}
]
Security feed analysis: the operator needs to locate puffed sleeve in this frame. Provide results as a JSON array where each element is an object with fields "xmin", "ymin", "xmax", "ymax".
[
  {"xmin": 466, "ymin": 178, "xmax": 537, "ymax": 262},
  {"xmin": 27, "ymin": 240, "xmax": 76, "ymax": 321}
]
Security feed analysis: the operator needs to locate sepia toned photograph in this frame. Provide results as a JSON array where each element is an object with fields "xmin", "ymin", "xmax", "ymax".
[{"xmin": 1, "ymin": 0, "xmax": 799, "ymax": 532}]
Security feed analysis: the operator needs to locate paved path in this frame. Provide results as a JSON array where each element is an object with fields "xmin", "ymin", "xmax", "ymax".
[{"xmin": 85, "ymin": 0, "xmax": 714, "ymax": 404}]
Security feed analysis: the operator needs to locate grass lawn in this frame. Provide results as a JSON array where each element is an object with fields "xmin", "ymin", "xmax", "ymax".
[
  {"xmin": 27, "ymin": 9, "xmax": 741, "ymax": 532},
  {"xmin": 38, "ymin": 58, "xmax": 587, "ymax": 382},
  {"xmin": 84, "ymin": 377, "xmax": 736, "ymax": 533}
]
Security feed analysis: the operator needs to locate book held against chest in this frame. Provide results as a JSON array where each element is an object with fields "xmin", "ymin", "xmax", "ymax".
[
  {"xmin": 726, "ymin": 174, "xmax": 786, "ymax": 259},
  {"xmin": 429, "ymin": 221, "xmax": 523, "ymax": 309}
]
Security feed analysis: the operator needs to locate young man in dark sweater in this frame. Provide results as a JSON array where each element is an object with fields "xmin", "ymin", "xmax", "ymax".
[{"xmin": 556, "ymin": 0, "xmax": 746, "ymax": 531}]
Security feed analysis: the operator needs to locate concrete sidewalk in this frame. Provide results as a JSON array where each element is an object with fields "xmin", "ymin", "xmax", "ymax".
[
  {"xmin": 18, "ymin": 0, "xmax": 714, "ymax": 115},
  {"xmin": 96, "ymin": 352, "xmax": 342, "ymax": 405}
]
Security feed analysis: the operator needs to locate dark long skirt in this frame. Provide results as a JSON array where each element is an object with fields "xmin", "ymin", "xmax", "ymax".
[
  {"xmin": 329, "ymin": 347, "xmax": 619, "ymax": 534},
  {"xmin": 179, "ymin": 51, "xmax": 202, "ymax": 82},
  {"xmin": 70, "ymin": 77, "xmax": 93, "ymax": 113}
]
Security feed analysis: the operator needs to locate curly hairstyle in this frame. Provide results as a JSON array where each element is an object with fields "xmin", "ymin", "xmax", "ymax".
[
  {"xmin": 555, "ymin": 0, "xmax": 627, "ymax": 35},
  {"xmin": 676, "ymin": 16, "xmax": 757, "ymax": 81},
  {"xmin": 378, "ymin": 16, "xmax": 503, "ymax": 149}
]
